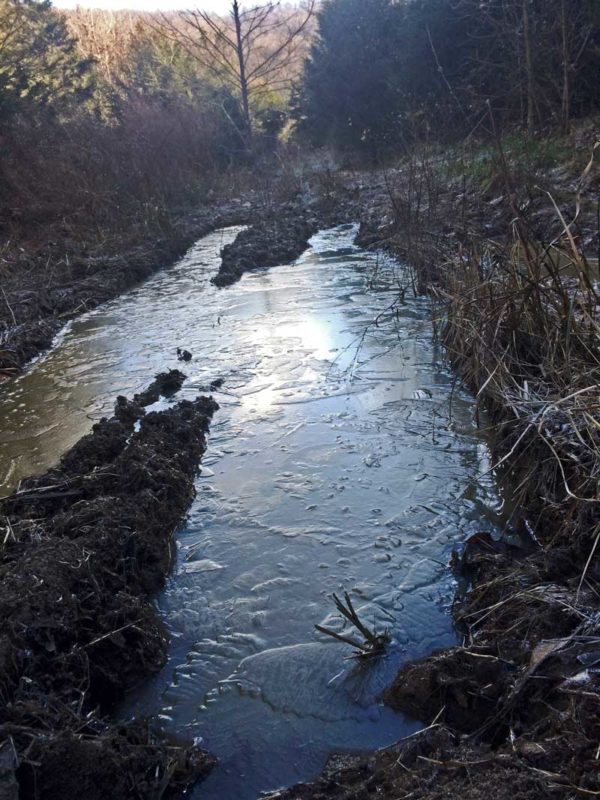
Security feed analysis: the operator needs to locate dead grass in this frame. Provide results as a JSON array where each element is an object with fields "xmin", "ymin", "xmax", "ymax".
[{"xmin": 440, "ymin": 152, "xmax": 600, "ymax": 548}]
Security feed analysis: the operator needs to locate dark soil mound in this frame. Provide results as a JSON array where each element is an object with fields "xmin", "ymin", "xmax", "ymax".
[
  {"xmin": 213, "ymin": 207, "xmax": 317, "ymax": 287},
  {"xmin": 133, "ymin": 368, "xmax": 187, "ymax": 406},
  {"xmin": 265, "ymin": 728, "xmax": 551, "ymax": 800},
  {"xmin": 0, "ymin": 370, "xmax": 218, "ymax": 799},
  {"xmin": 212, "ymin": 187, "xmax": 359, "ymax": 288}
]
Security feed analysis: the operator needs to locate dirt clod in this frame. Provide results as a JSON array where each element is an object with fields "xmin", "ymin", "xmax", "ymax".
[
  {"xmin": 212, "ymin": 191, "xmax": 357, "ymax": 288},
  {"xmin": 0, "ymin": 372, "xmax": 219, "ymax": 799},
  {"xmin": 213, "ymin": 209, "xmax": 317, "ymax": 287}
]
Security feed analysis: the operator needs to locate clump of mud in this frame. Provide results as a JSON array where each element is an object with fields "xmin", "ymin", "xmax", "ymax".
[
  {"xmin": 266, "ymin": 727, "xmax": 551, "ymax": 800},
  {"xmin": 213, "ymin": 206, "xmax": 317, "ymax": 287},
  {"xmin": 133, "ymin": 368, "xmax": 187, "ymax": 406},
  {"xmin": 0, "ymin": 370, "xmax": 218, "ymax": 799},
  {"xmin": 382, "ymin": 540, "xmax": 600, "ymax": 797},
  {"xmin": 212, "ymin": 190, "xmax": 358, "ymax": 287}
]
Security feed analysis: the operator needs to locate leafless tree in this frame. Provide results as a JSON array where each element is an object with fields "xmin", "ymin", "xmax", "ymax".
[{"xmin": 156, "ymin": 1, "xmax": 315, "ymax": 143}]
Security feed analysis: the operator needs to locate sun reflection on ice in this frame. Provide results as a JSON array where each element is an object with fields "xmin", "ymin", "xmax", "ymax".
[{"xmin": 242, "ymin": 316, "xmax": 340, "ymax": 412}]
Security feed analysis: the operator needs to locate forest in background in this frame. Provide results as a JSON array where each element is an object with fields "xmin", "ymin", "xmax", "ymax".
[
  {"xmin": 0, "ymin": 0, "xmax": 313, "ymax": 248},
  {"xmin": 298, "ymin": 0, "xmax": 600, "ymax": 156},
  {"xmin": 0, "ymin": 0, "xmax": 598, "ymax": 247}
]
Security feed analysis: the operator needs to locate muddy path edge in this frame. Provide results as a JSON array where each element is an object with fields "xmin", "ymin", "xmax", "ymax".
[
  {"xmin": 212, "ymin": 196, "xmax": 357, "ymax": 287},
  {"xmin": 0, "ymin": 370, "xmax": 219, "ymax": 800},
  {"xmin": 0, "ymin": 204, "xmax": 251, "ymax": 375}
]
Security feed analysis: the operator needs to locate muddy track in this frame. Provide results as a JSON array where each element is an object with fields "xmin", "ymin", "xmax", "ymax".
[
  {"xmin": 0, "ymin": 189, "xmax": 357, "ymax": 374},
  {"xmin": 0, "ymin": 371, "xmax": 218, "ymax": 799},
  {"xmin": 2, "ymin": 162, "xmax": 597, "ymax": 799}
]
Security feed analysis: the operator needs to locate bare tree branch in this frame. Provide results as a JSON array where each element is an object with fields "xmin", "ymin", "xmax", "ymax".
[{"xmin": 151, "ymin": 0, "xmax": 315, "ymax": 142}]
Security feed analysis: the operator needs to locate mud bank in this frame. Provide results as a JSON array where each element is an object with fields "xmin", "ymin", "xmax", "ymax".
[
  {"xmin": 0, "ymin": 205, "xmax": 250, "ymax": 375},
  {"xmin": 266, "ymin": 728, "xmax": 553, "ymax": 800},
  {"xmin": 213, "ymin": 208, "xmax": 315, "ymax": 287},
  {"xmin": 0, "ymin": 371, "xmax": 218, "ymax": 799},
  {"xmin": 212, "ymin": 194, "xmax": 358, "ymax": 287},
  {"xmin": 354, "ymin": 128, "xmax": 599, "ymax": 291}
]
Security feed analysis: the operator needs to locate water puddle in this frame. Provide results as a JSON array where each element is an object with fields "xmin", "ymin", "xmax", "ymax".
[{"xmin": 0, "ymin": 225, "xmax": 503, "ymax": 798}]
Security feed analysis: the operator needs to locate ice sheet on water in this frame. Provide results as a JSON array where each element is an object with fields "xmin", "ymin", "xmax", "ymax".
[{"xmin": 226, "ymin": 641, "xmax": 399, "ymax": 722}]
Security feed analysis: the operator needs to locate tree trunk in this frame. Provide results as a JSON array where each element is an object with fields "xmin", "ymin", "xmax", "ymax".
[
  {"xmin": 560, "ymin": 0, "xmax": 570, "ymax": 133},
  {"xmin": 522, "ymin": 0, "xmax": 535, "ymax": 133},
  {"xmin": 232, "ymin": 0, "xmax": 251, "ymax": 142}
]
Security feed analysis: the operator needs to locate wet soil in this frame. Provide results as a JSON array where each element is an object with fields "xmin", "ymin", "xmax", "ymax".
[
  {"xmin": 0, "ymin": 371, "xmax": 218, "ymax": 799},
  {"xmin": 265, "ymin": 727, "xmax": 557, "ymax": 800},
  {"xmin": 214, "ymin": 209, "xmax": 314, "ymax": 287},
  {"xmin": 213, "ymin": 197, "xmax": 358, "ymax": 287}
]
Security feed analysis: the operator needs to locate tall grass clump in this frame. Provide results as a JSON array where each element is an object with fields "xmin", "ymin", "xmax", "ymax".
[{"xmin": 441, "ymin": 146, "xmax": 600, "ymax": 552}]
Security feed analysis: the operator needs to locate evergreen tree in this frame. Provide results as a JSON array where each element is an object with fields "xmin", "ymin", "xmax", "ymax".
[
  {"xmin": 0, "ymin": 0, "xmax": 93, "ymax": 123},
  {"xmin": 295, "ymin": 0, "xmax": 600, "ymax": 156},
  {"xmin": 295, "ymin": 0, "xmax": 404, "ymax": 157}
]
